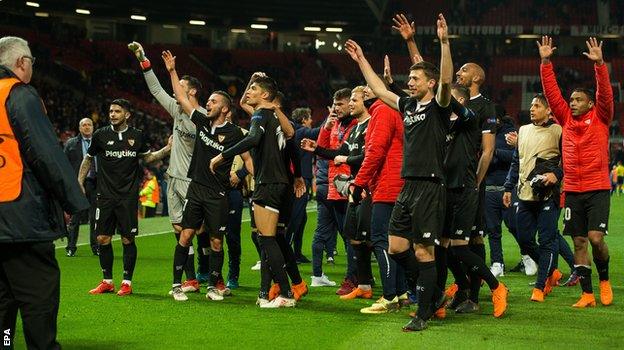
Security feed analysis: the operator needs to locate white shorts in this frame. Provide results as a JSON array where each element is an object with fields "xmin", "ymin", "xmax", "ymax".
[{"xmin": 167, "ymin": 177, "xmax": 191, "ymax": 224}]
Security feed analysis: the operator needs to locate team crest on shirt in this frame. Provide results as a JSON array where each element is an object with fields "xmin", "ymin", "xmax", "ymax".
[
  {"xmin": 218, "ymin": 135, "xmax": 226, "ymax": 143},
  {"xmin": 128, "ymin": 139, "xmax": 135, "ymax": 146}
]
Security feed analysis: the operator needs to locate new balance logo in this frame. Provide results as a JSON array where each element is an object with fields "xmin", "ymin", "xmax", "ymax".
[
  {"xmin": 107, "ymin": 141, "xmax": 114, "ymax": 145},
  {"xmin": 423, "ymin": 232, "xmax": 431, "ymax": 238},
  {"xmin": 600, "ymin": 223, "xmax": 606, "ymax": 228},
  {"xmin": 544, "ymin": 206, "xmax": 551, "ymax": 211}
]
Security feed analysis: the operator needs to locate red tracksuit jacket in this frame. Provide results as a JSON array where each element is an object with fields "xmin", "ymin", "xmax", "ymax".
[
  {"xmin": 353, "ymin": 99, "xmax": 404, "ymax": 203},
  {"xmin": 540, "ymin": 62, "xmax": 613, "ymax": 193}
]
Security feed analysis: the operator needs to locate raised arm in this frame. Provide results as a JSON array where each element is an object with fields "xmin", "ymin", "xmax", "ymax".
[
  {"xmin": 392, "ymin": 13, "xmax": 421, "ymax": 65},
  {"xmin": 271, "ymin": 105, "xmax": 295, "ymax": 139},
  {"xmin": 538, "ymin": 36, "xmax": 570, "ymax": 125},
  {"xmin": 436, "ymin": 14, "xmax": 452, "ymax": 108},
  {"xmin": 129, "ymin": 41, "xmax": 180, "ymax": 117},
  {"xmin": 583, "ymin": 37, "xmax": 614, "ymax": 124},
  {"xmin": 345, "ymin": 40, "xmax": 400, "ymax": 110},
  {"xmin": 162, "ymin": 50, "xmax": 194, "ymax": 117}
]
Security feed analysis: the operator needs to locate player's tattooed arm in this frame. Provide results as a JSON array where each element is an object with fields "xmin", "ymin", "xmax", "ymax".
[
  {"xmin": 143, "ymin": 135, "xmax": 172, "ymax": 163},
  {"xmin": 77, "ymin": 156, "xmax": 92, "ymax": 194}
]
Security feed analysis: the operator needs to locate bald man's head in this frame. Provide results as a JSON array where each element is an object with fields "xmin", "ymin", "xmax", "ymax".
[
  {"xmin": 455, "ymin": 62, "xmax": 485, "ymax": 89},
  {"xmin": 79, "ymin": 117, "xmax": 94, "ymax": 138}
]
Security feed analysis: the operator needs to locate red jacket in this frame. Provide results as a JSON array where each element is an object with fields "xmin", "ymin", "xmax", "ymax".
[
  {"xmin": 540, "ymin": 62, "xmax": 613, "ymax": 193},
  {"xmin": 317, "ymin": 116, "xmax": 357, "ymax": 200},
  {"xmin": 354, "ymin": 99, "xmax": 404, "ymax": 203}
]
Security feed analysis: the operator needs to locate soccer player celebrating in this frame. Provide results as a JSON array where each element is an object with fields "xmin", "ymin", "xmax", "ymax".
[
  {"xmin": 454, "ymin": 59, "xmax": 498, "ymax": 306},
  {"xmin": 350, "ymin": 84, "xmax": 409, "ymax": 314},
  {"xmin": 81, "ymin": 99, "xmax": 172, "ymax": 296},
  {"xmin": 301, "ymin": 86, "xmax": 372, "ymax": 301},
  {"xmin": 211, "ymin": 74, "xmax": 296, "ymax": 308},
  {"xmin": 161, "ymin": 51, "xmax": 252, "ymax": 302},
  {"xmin": 538, "ymin": 36, "xmax": 614, "ymax": 307},
  {"xmin": 503, "ymin": 94, "xmax": 564, "ymax": 302},
  {"xmin": 434, "ymin": 83, "xmax": 508, "ymax": 319},
  {"xmin": 128, "ymin": 41, "xmax": 205, "ymax": 293},
  {"xmin": 346, "ymin": 14, "xmax": 460, "ymax": 331}
]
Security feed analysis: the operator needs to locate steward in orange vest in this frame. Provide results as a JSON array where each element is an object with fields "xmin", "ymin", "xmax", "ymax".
[{"xmin": 0, "ymin": 67, "xmax": 88, "ymax": 242}]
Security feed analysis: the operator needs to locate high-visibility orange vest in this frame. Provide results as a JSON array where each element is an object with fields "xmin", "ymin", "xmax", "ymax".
[
  {"xmin": 0, "ymin": 77, "xmax": 23, "ymax": 202},
  {"xmin": 151, "ymin": 178, "xmax": 160, "ymax": 204},
  {"xmin": 139, "ymin": 178, "xmax": 160, "ymax": 206}
]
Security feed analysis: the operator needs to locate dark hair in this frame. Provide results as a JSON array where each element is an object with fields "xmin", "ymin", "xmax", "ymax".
[
  {"xmin": 212, "ymin": 90, "xmax": 232, "ymax": 109},
  {"xmin": 292, "ymin": 107, "xmax": 312, "ymax": 124},
  {"xmin": 274, "ymin": 91, "xmax": 286, "ymax": 105},
  {"xmin": 572, "ymin": 88, "xmax": 596, "ymax": 103},
  {"xmin": 409, "ymin": 61, "xmax": 440, "ymax": 82},
  {"xmin": 111, "ymin": 98, "xmax": 132, "ymax": 112},
  {"xmin": 451, "ymin": 83, "xmax": 469, "ymax": 101},
  {"xmin": 254, "ymin": 76, "xmax": 278, "ymax": 101},
  {"xmin": 533, "ymin": 93, "xmax": 549, "ymax": 108},
  {"xmin": 181, "ymin": 75, "xmax": 202, "ymax": 92},
  {"xmin": 333, "ymin": 88, "xmax": 351, "ymax": 101}
]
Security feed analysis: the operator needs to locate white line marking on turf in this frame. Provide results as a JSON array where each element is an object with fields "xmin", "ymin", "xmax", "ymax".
[{"xmin": 56, "ymin": 206, "xmax": 317, "ymax": 250}]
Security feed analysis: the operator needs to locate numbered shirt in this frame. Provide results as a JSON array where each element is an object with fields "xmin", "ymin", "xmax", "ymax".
[
  {"xmin": 397, "ymin": 96, "xmax": 452, "ymax": 180},
  {"xmin": 187, "ymin": 110, "xmax": 245, "ymax": 192},
  {"xmin": 87, "ymin": 125, "xmax": 150, "ymax": 199},
  {"xmin": 252, "ymin": 108, "xmax": 289, "ymax": 185}
]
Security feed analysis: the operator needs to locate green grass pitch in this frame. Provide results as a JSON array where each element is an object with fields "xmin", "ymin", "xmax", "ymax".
[{"xmin": 13, "ymin": 198, "xmax": 624, "ymax": 349}]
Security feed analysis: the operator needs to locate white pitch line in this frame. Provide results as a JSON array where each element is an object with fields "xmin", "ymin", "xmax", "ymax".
[{"xmin": 56, "ymin": 205, "xmax": 317, "ymax": 250}]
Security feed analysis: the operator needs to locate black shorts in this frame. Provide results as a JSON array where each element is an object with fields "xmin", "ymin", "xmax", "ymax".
[
  {"xmin": 617, "ymin": 176, "xmax": 624, "ymax": 185},
  {"xmin": 252, "ymin": 183, "xmax": 289, "ymax": 214},
  {"xmin": 343, "ymin": 196, "xmax": 372, "ymax": 241},
  {"xmin": 470, "ymin": 184, "xmax": 486, "ymax": 237},
  {"xmin": 181, "ymin": 182, "xmax": 228, "ymax": 239},
  {"xmin": 277, "ymin": 188, "xmax": 294, "ymax": 227},
  {"xmin": 95, "ymin": 197, "xmax": 138, "ymax": 236},
  {"xmin": 442, "ymin": 187, "xmax": 479, "ymax": 240},
  {"xmin": 388, "ymin": 179, "xmax": 446, "ymax": 246},
  {"xmin": 563, "ymin": 190, "xmax": 610, "ymax": 237}
]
